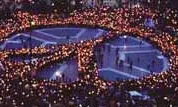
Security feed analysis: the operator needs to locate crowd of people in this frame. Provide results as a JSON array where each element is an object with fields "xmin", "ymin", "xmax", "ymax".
[
  {"xmin": 0, "ymin": 4, "xmax": 177, "ymax": 107},
  {"xmin": 0, "ymin": 0, "xmax": 81, "ymax": 19}
]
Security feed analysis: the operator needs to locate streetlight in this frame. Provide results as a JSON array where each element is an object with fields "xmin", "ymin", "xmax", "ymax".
[{"xmin": 29, "ymin": 19, "xmax": 35, "ymax": 71}]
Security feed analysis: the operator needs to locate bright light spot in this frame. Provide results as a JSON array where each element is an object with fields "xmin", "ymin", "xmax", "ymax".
[
  {"xmin": 31, "ymin": 21, "xmax": 35, "ymax": 26},
  {"xmin": 51, "ymin": 3, "xmax": 55, "ymax": 6},
  {"xmin": 55, "ymin": 71, "xmax": 61, "ymax": 77},
  {"xmin": 164, "ymin": 97, "xmax": 168, "ymax": 100},
  {"xmin": 123, "ymin": 35, "xmax": 127, "ymax": 38}
]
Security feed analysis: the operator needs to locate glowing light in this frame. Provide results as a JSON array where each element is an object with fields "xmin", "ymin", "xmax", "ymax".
[
  {"xmin": 123, "ymin": 35, "xmax": 127, "ymax": 39},
  {"xmin": 55, "ymin": 71, "xmax": 62, "ymax": 77},
  {"xmin": 30, "ymin": 21, "xmax": 35, "ymax": 26}
]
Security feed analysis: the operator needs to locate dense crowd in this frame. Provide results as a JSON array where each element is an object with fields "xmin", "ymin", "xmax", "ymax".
[{"xmin": 0, "ymin": 5, "xmax": 177, "ymax": 107}]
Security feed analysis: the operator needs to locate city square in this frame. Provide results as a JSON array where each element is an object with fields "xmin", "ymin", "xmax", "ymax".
[{"xmin": 0, "ymin": 0, "xmax": 177, "ymax": 107}]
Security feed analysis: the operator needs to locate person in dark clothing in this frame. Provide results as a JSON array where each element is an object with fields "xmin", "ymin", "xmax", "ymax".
[{"xmin": 130, "ymin": 60, "xmax": 133, "ymax": 71}]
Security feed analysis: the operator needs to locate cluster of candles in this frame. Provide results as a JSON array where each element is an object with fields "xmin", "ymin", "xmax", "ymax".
[{"xmin": 0, "ymin": 6, "xmax": 177, "ymax": 106}]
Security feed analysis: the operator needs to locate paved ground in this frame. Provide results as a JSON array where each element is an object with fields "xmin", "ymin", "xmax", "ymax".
[
  {"xmin": 36, "ymin": 59, "xmax": 78, "ymax": 83},
  {"xmin": 0, "ymin": 27, "xmax": 106, "ymax": 50},
  {"xmin": 0, "ymin": 27, "xmax": 168, "ymax": 82},
  {"xmin": 95, "ymin": 36, "xmax": 168, "ymax": 81}
]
